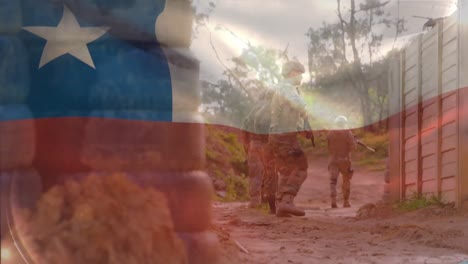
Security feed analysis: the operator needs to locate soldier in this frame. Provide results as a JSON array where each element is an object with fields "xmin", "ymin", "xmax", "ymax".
[
  {"xmin": 242, "ymin": 104, "xmax": 264, "ymax": 208},
  {"xmin": 252, "ymin": 91, "xmax": 277, "ymax": 214},
  {"xmin": 241, "ymin": 91, "xmax": 273, "ymax": 209},
  {"xmin": 269, "ymin": 60, "xmax": 310, "ymax": 217},
  {"xmin": 327, "ymin": 115, "xmax": 357, "ymax": 208},
  {"xmin": 382, "ymin": 156, "xmax": 391, "ymax": 204}
]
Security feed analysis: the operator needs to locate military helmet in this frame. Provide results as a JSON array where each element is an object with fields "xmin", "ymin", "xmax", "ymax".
[
  {"xmin": 281, "ymin": 60, "xmax": 305, "ymax": 77},
  {"xmin": 334, "ymin": 115, "xmax": 348, "ymax": 128}
]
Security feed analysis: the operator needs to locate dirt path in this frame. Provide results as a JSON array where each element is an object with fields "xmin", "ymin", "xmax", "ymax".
[{"xmin": 213, "ymin": 156, "xmax": 468, "ymax": 264}]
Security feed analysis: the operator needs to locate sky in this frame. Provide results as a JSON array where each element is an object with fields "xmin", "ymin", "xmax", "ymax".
[{"xmin": 190, "ymin": 0, "xmax": 458, "ymax": 82}]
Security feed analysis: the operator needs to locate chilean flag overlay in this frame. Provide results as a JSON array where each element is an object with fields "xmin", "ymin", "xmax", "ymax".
[
  {"xmin": 0, "ymin": 0, "xmax": 195, "ymax": 185},
  {"xmin": 1, "ymin": 1, "xmax": 467, "ymax": 197},
  {"xmin": 1, "ymin": 2, "xmax": 210, "ymax": 261},
  {"xmin": 2, "ymin": 2, "xmax": 468, "ymax": 263},
  {"xmin": 1, "ymin": 0, "xmax": 172, "ymax": 122}
]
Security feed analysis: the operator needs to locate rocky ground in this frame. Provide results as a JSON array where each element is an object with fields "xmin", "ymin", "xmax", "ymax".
[{"xmin": 213, "ymin": 155, "xmax": 468, "ymax": 264}]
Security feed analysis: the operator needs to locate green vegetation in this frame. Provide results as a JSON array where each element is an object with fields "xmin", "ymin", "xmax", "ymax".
[
  {"xmin": 301, "ymin": 129, "xmax": 389, "ymax": 171},
  {"xmin": 354, "ymin": 131, "xmax": 389, "ymax": 158},
  {"xmin": 206, "ymin": 126, "xmax": 248, "ymax": 176},
  {"xmin": 396, "ymin": 192, "xmax": 449, "ymax": 212},
  {"xmin": 256, "ymin": 203, "xmax": 271, "ymax": 215},
  {"xmin": 206, "ymin": 126, "xmax": 249, "ymax": 202},
  {"xmin": 353, "ymin": 131, "xmax": 388, "ymax": 171},
  {"xmin": 212, "ymin": 169, "xmax": 250, "ymax": 202},
  {"xmin": 206, "ymin": 125, "xmax": 390, "ymax": 202}
]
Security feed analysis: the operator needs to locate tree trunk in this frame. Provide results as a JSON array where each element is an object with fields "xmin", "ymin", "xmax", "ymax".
[
  {"xmin": 307, "ymin": 48, "xmax": 315, "ymax": 84},
  {"xmin": 358, "ymin": 82, "xmax": 375, "ymax": 132}
]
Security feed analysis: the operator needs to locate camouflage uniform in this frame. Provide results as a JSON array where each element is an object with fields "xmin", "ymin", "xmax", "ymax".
[
  {"xmin": 242, "ymin": 104, "xmax": 266, "ymax": 208},
  {"xmin": 253, "ymin": 100, "xmax": 277, "ymax": 213},
  {"xmin": 261, "ymin": 144, "xmax": 277, "ymax": 203},
  {"xmin": 327, "ymin": 130, "xmax": 356, "ymax": 208},
  {"xmin": 382, "ymin": 157, "xmax": 391, "ymax": 204},
  {"xmin": 269, "ymin": 75, "xmax": 309, "ymax": 217}
]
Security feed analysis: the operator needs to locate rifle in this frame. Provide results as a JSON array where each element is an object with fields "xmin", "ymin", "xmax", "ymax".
[{"xmin": 354, "ymin": 136, "xmax": 375, "ymax": 153}]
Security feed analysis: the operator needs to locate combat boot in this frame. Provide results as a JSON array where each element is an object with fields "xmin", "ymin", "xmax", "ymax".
[
  {"xmin": 331, "ymin": 197, "xmax": 337, "ymax": 208},
  {"xmin": 343, "ymin": 190, "xmax": 351, "ymax": 208},
  {"xmin": 343, "ymin": 188, "xmax": 351, "ymax": 208},
  {"xmin": 343, "ymin": 200, "xmax": 351, "ymax": 208},
  {"xmin": 267, "ymin": 196, "xmax": 276, "ymax": 215},
  {"xmin": 276, "ymin": 195, "xmax": 305, "ymax": 217}
]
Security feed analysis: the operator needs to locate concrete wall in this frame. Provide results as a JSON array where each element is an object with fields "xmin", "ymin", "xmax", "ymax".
[
  {"xmin": 458, "ymin": 0, "xmax": 468, "ymax": 209},
  {"xmin": 389, "ymin": 11, "xmax": 463, "ymax": 205}
]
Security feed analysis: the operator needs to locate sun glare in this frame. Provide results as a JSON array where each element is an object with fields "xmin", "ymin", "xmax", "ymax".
[{"xmin": 1, "ymin": 246, "xmax": 12, "ymax": 262}]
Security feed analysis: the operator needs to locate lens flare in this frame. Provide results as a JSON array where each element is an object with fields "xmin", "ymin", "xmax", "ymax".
[{"xmin": 1, "ymin": 246, "xmax": 12, "ymax": 262}]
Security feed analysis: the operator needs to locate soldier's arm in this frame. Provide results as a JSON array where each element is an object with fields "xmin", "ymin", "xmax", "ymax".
[
  {"xmin": 302, "ymin": 118, "xmax": 315, "ymax": 147},
  {"xmin": 348, "ymin": 131, "xmax": 357, "ymax": 151},
  {"xmin": 281, "ymin": 87, "xmax": 308, "ymax": 118}
]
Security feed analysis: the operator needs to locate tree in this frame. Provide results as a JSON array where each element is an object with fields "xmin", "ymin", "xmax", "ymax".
[
  {"xmin": 306, "ymin": 0, "xmax": 406, "ymax": 130},
  {"xmin": 200, "ymin": 41, "xmax": 286, "ymax": 126},
  {"xmin": 191, "ymin": 3, "xmax": 295, "ymax": 128},
  {"xmin": 191, "ymin": 1, "xmax": 216, "ymax": 40}
]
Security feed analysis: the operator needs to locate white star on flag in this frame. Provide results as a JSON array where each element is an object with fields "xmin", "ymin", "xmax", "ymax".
[{"xmin": 23, "ymin": 5, "xmax": 110, "ymax": 69}]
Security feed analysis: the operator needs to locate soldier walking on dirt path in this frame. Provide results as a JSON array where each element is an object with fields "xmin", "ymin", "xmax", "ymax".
[
  {"xmin": 269, "ymin": 60, "xmax": 311, "ymax": 217},
  {"xmin": 242, "ymin": 105, "xmax": 265, "ymax": 209},
  {"xmin": 252, "ymin": 92, "xmax": 277, "ymax": 214},
  {"xmin": 327, "ymin": 115, "xmax": 357, "ymax": 208},
  {"xmin": 242, "ymin": 90, "xmax": 275, "ymax": 211}
]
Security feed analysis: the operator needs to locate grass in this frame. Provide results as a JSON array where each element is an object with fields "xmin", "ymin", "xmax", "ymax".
[
  {"xmin": 212, "ymin": 169, "xmax": 250, "ymax": 202},
  {"xmin": 207, "ymin": 126, "xmax": 248, "ymax": 175},
  {"xmin": 207, "ymin": 125, "xmax": 391, "ymax": 203},
  {"xmin": 396, "ymin": 192, "xmax": 449, "ymax": 212},
  {"xmin": 223, "ymin": 173, "xmax": 249, "ymax": 202},
  {"xmin": 354, "ymin": 131, "xmax": 389, "ymax": 158},
  {"xmin": 301, "ymin": 129, "xmax": 389, "ymax": 172},
  {"xmin": 257, "ymin": 203, "xmax": 271, "ymax": 214},
  {"xmin": 206, "ymin": 126, "xmax": 250, "ymax": 202},
  {"xmin": 354, "ymin": 156, "xmax": 386, "ymax": 171}
]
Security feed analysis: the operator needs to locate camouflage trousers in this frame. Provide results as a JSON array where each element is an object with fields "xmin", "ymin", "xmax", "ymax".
[
  {"xmin": 382, "ymin": 160, "xmax": 391, "ymax": 203},
  {"xmin": 269, "ymin": 134, "xmax": 308, "ymax": 202},
  {"xmin": 247, "ymin": 140, "xmax": 277, "ymax": 206},
  {"xmin": 247, "ymin": 140, "xmax": 264, "ymax": 207},
  {"xmin": 328, "ymin": 158, "xmax": 352, "ymax": 201},
  {"xmin": 261, "ymin": 142, "xmax": 277, "ymax": 200}
]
